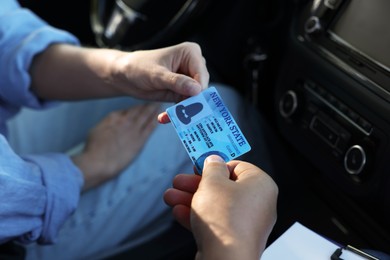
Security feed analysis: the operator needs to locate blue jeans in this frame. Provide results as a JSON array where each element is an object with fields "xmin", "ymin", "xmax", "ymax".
[{"xmin": 7, "ymin": 84, "xmax": 272, "ymax": 259}]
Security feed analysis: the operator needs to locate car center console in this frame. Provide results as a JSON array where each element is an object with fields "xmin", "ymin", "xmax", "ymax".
[{"xmin": 274, "ymin": 0, "xmax": 390, "ymax": 247}]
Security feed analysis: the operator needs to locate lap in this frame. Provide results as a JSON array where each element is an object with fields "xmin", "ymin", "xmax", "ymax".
[
  {"xmin": 7, "ymin": 97, "xmax": 142, "ymax": 154},
  {"xmin": 20, "ymin": 84, "xmax": 272, "ymax": 259}
]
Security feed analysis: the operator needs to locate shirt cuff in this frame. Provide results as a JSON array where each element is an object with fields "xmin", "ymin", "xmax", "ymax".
[{"xmin": 21, "ymin": 154, "xmax": 84, "ymax": 244}]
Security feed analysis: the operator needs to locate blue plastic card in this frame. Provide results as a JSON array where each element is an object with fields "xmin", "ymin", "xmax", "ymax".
[{"xmin": 166, "ymin": 86, "xmax": 251, "ymax": 173}]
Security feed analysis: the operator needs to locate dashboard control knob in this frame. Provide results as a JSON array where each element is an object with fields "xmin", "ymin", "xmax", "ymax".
[
  {"xmin": 305, "ymin": 16, "xmax": 322, "ymax": 34},
  {"xmin": 344, "ymin": 145, "xmax": 366, "ymax": 175},
  {"xmin": 279, "ymin": 90, "xmax": 298, "ymax": 118}
]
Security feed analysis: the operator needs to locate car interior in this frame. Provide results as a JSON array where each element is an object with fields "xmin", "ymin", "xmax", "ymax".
[{"xmin": 18, "ymin": 0, "xmax": 390, "ymax": 259}]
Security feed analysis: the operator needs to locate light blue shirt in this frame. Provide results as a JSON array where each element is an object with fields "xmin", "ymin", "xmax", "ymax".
[{"xmin": 0, "ymin": 0, "xmax": 84, "ymax": 244}]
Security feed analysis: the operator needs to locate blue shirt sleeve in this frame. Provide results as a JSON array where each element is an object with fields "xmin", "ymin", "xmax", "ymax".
[
  {"xmin": 0, "ymin": 135, "xmax": 84, "ymax": 244},
  {"xmin": 0, "ymin": 1, "xmax": 84, "ymax": 244},
  {"xmin": 0, "ymin": 0, "xmax": 80, "ymax": 109}
]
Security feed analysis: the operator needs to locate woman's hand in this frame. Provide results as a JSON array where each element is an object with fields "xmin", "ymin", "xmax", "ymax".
[
  {"xmin": 31, "ymin": 42, "xmax": 209, "ymax": 105},
  {"xmin": 72, "ymin": 103, "xmax": 159, "ymax": 191},
  {"xmin": 113, "ymin": 42, "xmax": 209, "ymax": 102}
]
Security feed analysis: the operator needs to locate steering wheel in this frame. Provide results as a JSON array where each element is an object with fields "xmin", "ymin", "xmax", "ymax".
[{"xmin": 90, "ymin": 0, "xmax": 210, "ymax": 50}]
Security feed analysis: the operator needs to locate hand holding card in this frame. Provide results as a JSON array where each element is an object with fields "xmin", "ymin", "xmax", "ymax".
[{"xmin": 166, "ymin": 87, "xmax": 251, "ymax": 173}]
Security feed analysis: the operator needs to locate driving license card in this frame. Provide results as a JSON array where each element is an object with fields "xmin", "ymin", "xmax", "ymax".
[{"xmin": 166, "ymin": 86, "xmax": 251, "ymax": 173}]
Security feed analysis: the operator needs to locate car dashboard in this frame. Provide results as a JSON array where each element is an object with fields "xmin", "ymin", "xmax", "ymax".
[{"xmin": 272, "ymin": 0, "xmax": 390, "ymax": 252}]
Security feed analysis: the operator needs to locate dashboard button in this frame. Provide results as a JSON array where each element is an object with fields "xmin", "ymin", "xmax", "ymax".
[
  {"xmin": 279, "ymin": 90, "xmax": 298, "ymax": 118},
  {"xmin": 357, "ymin": 117, "xmax": 373, "ymax": 133},
  {"xmin": 305, "ymin": 16, "xmax": 322, "ymax": 34},
  {"xmin": 346, "ymin": 109, "xmax": 359, "ymax": 122},
  {"xmin": 310, "ymin": 117, "xmax": 339, "ymax": 147},
  {"xmin": 344, "ymin": 145, "xmax": 366, "ymax": 175}
]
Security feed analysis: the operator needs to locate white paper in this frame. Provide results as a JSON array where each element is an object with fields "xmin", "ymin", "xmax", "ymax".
[{"xmin": 262, "ymin": 222, "xmax": 340, "ymax": 260}]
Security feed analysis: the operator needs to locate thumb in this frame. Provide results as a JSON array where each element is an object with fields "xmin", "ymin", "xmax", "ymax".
[
  {"xmin": 164, "ymin": 72, "xmax": 203, "ymax": 97},
  {"xmin": 202, "ymin": 155, "xmax": 230, "ymax": 181}
]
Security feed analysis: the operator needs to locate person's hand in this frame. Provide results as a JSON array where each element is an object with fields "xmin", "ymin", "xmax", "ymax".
[
  {"xmin": 72, "ymin": 103, "xmax": 159, "ymax": 191},
  {"xmin": 30, "ymin": 42, "xmax": 209, "ymax": 109},
  {"xmin": 113, "ymin": 42, "xmax": 209, "ymax": 124},
  {"xmin": 113, "ymin": 42, "xmax": 209, "ymax": 101},
  {"xmin": 164, "ymin": 155, "xmax": 278, "ymax": 260}
]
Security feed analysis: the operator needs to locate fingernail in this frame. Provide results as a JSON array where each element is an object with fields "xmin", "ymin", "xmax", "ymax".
[
  {"xmin": 205, "ymin": 155, "xmax": 225, "ymax": 164},
  {"xmin": 187, "ymin": 82, "xmax": 202, "ymax": 95}
]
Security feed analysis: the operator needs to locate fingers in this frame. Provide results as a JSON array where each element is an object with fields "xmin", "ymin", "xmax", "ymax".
[
  {"xmin": 190, "ymin": 60, "xmax": 209, "ymax": 91},
  {"xmin": 202, "ymin": 156, "xmax": 276, "ymax": 193},
  {"xmin": 121, "ymin": 103, "xmax": 160, "ymax": 133},
  {"xmin": 180, "ymin": 42, "xmax": 209, "ymax": 90},
  {"xmin": 163, "ymin": 72, "xmax": 204, "ymax": 97},
  {"xmin": 226, "ymin": 160, "xmax": 279, "ymax": 204},
  {"xmin": 157, "ymin": 112, "xmax": 170, "ymax": 124},
  {"xmin": 164, "ymin": 188, "xmax": 193, "ymax": 207},
  {"xmin": 227, "ymin": 160, "xmax": 271, "ymax": 183},
  {"xmin": 164, "ymin": 173, "xmax": 201, "ymax": 231},
  {"xmin": 160, "ymin": 42, "xmax": 209, "ymax": 97},
  {"xmin": 135, "ymin": 103, "xmax": 160, "ymax": 130},
  {"xmin": 163, "ymin": 174, "xmax": 201, "ymax": 209},
  {"xmin": 172, "ymin": 174, "xmax": 202, "ymax": 193},
  {"xmin": 201, "ymin": 155, "xmax": 230, "ymax": 182},
  {"xmin": 172, "ymin": 205, "xmax": 191, "ymax": 230},
  {"xmin": 164, "ymin": 181, "xmax": 196, "ymax": 231}
]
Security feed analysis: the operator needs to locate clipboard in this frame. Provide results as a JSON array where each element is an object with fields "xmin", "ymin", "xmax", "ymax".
[
  {"xmin": 331, "ymin": 245, "xmax": 379, "ymax": 260},
  {"xmin": 261, "ymin": 222, "xmax": 380, "ymax": 260}
]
